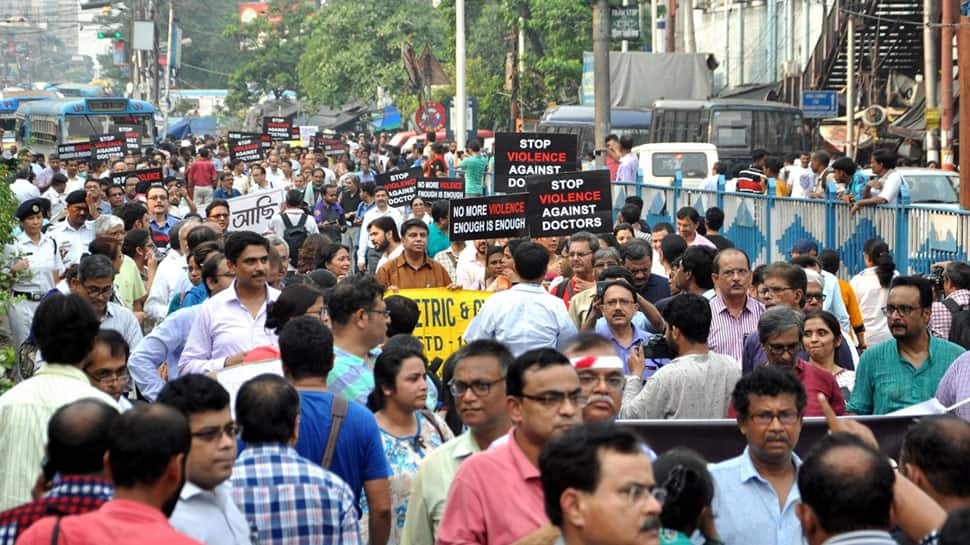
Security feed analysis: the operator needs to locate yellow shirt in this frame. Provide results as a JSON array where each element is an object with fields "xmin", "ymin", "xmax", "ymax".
[{"xmin": 115, "ymin": 255, "xmax": 147, "ymax": 309}]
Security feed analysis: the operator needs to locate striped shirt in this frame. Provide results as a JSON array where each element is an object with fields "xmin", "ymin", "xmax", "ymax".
[
  {"xmin": 0, "ymin": 476, "xmax": 112, "ymax": 545},
  {"xmin": 708, "ymin": 295, "xmax": 764, "ymax": 364},
  {"xmin": 231, "ymin": 443, "xmax": 362, "ymax": 545},
  {"xmin": 327, "ymin": 347, "xmax": 380, "ymax": 405},
  {"xmin": 935, "ymin": 351, "xmax": 970, "ymax": 421}
]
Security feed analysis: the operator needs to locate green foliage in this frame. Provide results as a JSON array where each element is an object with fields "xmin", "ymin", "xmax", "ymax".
[
  {"xmin": 0, "ymin": 346, "xmax": 16, "ymax": 395},
  {"xmin": 297, "ymin": 0, "xmax": 448, "ymax": 110},
  {"xmin": 223, "ymin": 1, "xmax": 317, "ymax": 113}
]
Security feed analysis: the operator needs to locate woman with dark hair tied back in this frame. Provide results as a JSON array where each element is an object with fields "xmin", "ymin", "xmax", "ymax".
[
  {"xmin": 850, "ymin": 238, "xmax": 898, "ymax": 346},
  {"xmin": 652, "ymin": 448, "xmax": 720, "ymax": 545},
  {"xmin": 265, "ymin": 283, "xmax": 327, "ymax": 335},
  {"xmin": 363, "ymin": 346, "xmax": 453, "ymax": 545},
  {"xmin": 804, "ymin": 309, "xmax": 856, "ymax": 398}
]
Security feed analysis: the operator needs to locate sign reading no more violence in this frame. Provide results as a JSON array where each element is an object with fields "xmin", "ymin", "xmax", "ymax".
[
  {"xmin": 493, "ymin": 132, "xmax": 578, "ymax": 194},
  {"xmin": 376, "ymin": 167, "xmax": 421, "ymax": 208},
  {"xmin": 57, "ymin": 142, "xmax": 93, "ymax": 162},
  {"xmin": 448, "ymin": 193, "xmax": 529, "ymax": 242},
  {"xmin": 526, "ymin": 169, "xmax": 613, "ymax": 237},
  {"xmin": 416, "ymin": 177, "xmax": 465, "ymax": 202},
  {"xmin": 110, "ymin": 167, "xmax": 163, "ymax": 188}
]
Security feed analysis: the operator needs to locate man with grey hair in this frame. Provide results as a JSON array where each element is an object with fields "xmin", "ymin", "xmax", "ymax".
[
  {"xmin": 740, "ymin": 305, "xmax": 845, "ymax": 417},
  {"xmin": 93, "ymin": 214, "xmax": 125, "ymax": 243},
  {"xmin": 70, "ymin": 254, "xmax": 143, "ymax": 352},
  {"xmin": 552, "ymin": 231, "xmax": 600, "ymax": 310},
  {"xmin": 145, "ymin": 216, "xmax": 201, "ymax": 324}
]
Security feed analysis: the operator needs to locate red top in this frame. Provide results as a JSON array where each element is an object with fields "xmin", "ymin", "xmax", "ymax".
[
  {"xmin": 15, "ymin": 499, "xmax": 205, "ymax": 545},
  {"xmin": 186, "ymin": 159, "xmax": 216, "ymax": 189},
  {"xmin": 728, "ymin": 360, "xmax": 846, "ymax": 417}
]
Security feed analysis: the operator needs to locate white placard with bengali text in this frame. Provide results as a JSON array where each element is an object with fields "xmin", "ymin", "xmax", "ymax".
[{"xmin": 227, "ymin": 188, "xmax": 284, "ymax": 234}]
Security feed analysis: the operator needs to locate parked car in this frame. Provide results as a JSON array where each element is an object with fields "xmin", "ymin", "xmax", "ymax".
[
  {"xmin": 861, "ymin": 168, "xmax": 961, "ymax": 209},
  {"xmin": 632, "ymin": 142, "xmax": 719, "ymax": 188}
]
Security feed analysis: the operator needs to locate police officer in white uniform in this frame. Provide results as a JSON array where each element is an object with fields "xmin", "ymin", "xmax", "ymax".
[
  {"xmin": 49, "ymin": 189, "xmax": 96, "ymax": 267},
  {"xmin": 4, "ymin": 198, "xmax": 64, "ymax": 351}
]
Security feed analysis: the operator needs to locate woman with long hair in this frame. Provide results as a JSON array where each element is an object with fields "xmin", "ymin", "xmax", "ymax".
[
  {"xmin": 363, "ymin": 346, "xmax": 453, "ymax": 545},
  {"xmin": 265, "ymin": 283, "xmax": 327, "ymax": 335},
  {"xmin": 850, "ymin": 238, "xmax": 897, "ymax": 346},
  {"xmin": 804, "ymin": 309, "xmax": 856, "ymax": 398}
]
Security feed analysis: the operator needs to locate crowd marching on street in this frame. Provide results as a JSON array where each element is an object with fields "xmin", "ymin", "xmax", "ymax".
[{"xmin": 4, "ymin": 127, "xmax": 970, "ymax": 545}]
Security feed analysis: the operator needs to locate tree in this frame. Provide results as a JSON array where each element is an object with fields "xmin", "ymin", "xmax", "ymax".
[
  {"xmin": 297, "ymin": 0, "xmax": 448, "ymax": 110},
  {"xmin": 223, "ymin": 0, "xmax": 317, "ymax": 113}
]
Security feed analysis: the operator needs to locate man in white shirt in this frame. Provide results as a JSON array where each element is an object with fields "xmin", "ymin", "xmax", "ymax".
[
  {"xmin": 145, "ymin": 217, "xmax": 200, "ymax": 324},
  {"xmin": 357, "ymin": 185, "xmax": 404, "ymax": 271},
  {"xmin": 9, "ymin": 169, "xmax": 41, "ymax": 203},
  {"xmin": 786, "ymin": 152, "xmax": 812, "ymax": 198},
  {"xmin": 49, "ymin": 190, "xmax": 96, "ymax": 267},
  {"xmin": 265, "ymin": 153, "xmax": 287, "ymax": 189},
  {"xmin": 456, "ymin": 239, "xmax": 489, "ymax": 290},
  {"xmin": 464, "ymin": 241, "xmax": 578, "ymax": 357},
  {"xmin": 371, "ymin": 216, "xmax": 404, "ymax": 273},
  {"xmin": 161, "ymin": 375, "xmax": 254, "ymax": 545},
  {"xmin": 179, "ymin": 231, "xmax": 281, "ymax": 375},
  {"xmin": 63, "ymin": 159, "xmax": 85, "ymax": 193},
  {"xmin": 268, "ymin": 189, "xmax": 319, "ymax": 238},
  {"xmin": 851, "ymin": 149, "xmax": 906, "ymax": 214},
  {"xmin": 43, "ymin": 173, "xmax": 69, "ymax": 220}
]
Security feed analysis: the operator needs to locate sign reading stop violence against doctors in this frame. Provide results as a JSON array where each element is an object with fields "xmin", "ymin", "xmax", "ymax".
[
  {"xmin": 376, "ymin": 167, "xmax": 421, "ymax": 208},
  {"xmin": 449, "ymin": 193, "xmax": 529, "ymax": 242},
  {"xmin": 228, "ymin": 132, "xmax": 263, "ymax": 162},
  {"xmin": 526, "ymin": 170, "xmax": 613, "ymax": 237},
  {"xmin": 493, "ymin": 132, "xmax": 577, "ymax": 194},
  {"xmin": 262, "ymin": 116, "xmax": 292, "ymax": 142},
  {"xmin": 90, "ymin": 133, "xmax": 126, "ymax": 161}
]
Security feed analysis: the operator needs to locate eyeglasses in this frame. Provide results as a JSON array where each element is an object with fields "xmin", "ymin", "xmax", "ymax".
[
  {"xmin": 448, "ymin": 377, "xmax": 506, "ymax": 397},
  {"xmin": 805, "ymin": 293, "xmax": 827, "ymax": 302},
  {"xmin": 594, "ymin": 261, "xmax": 619, "ymax": 269},
  {"xmin": 82, "ymin": 284, "xmax": 114, "ymax": 298},
  {"xmin": 750, "ymin": 410, "xmax": 800, "ymax": 426},
  {"xmin": 568, "ymin": 251, "xmax": 593, "ymax": 259},
  {"xmin": 757, "ymin": 286, "xmax": 793, "ymax": 297},
  {"xmin": 191, "ymin": 423, "xmax": 241, "ymax": 442},
  {"xmin": 602, "ymin": 299, "xmax": 636, "ymax": 308},
  {"xmin": 365, "ymin": 307, "xmax": 391, "ymax": 317},
  {"xmin": 718, "ymin": 268, "xmax": 750, "ymax": 277},
  {"xmin": 578, "ymin": 373, "xmax": 625, "ymax": 391},
  {"xmin": 209, "ymin": 213, "xmax": 229, "ymax": 219},
  {"xmin": 520, "ymin": 389, "xmax": 588, "ymax": 409},
  {"xmin": 620, "ymin": 484, "xmax": 668, "ymax": 507},
  {"xmin": 883, "ymin": 305, "xmax": 919, "ymax": 317},
  {"xmin": 764, "ymin": 342, "xmax": 801, "ymax": 356},
  {"xmin": 88, "ymin": 367, "xmax": 128, "ymax": 385}
]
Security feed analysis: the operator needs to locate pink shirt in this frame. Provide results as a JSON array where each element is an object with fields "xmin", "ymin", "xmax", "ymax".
[
  {"xmin": 436, "ymin": 430, "xmax": 546, "ymax": 545},
  {"xmin": 16, "ymin": 499, "xmax": 204, "ymax": 545}
]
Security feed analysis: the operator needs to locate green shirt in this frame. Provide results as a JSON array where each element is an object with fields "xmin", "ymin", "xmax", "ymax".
[
  {"xmin": 427, "ymin": 222, "xmax": 450, "ymax": 258},
  {"xmin": 115, "ymin": 255, "xmax": 146, "ymax": 309},
  {"xmin": 399, "ymin": 431, "xmax": 481, "ymax": 545},
  {"xmin": 847, "ymin": 334, "xmax": 965, "ymax": 415},
  {"xmin": 460, "ymin": 154, "xmax": 487, "ymax": 196}
]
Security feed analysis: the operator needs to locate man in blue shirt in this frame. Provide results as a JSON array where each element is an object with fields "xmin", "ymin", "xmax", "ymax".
[
  {"xmin": 709, "ymin": 365, "xmax": 806, "ymax": 545},
  {"xmin": 211, "ymin": 172, "xmax": 241, "ymax": 200},
  {"xmin": 279, "ymin": 316, "xmax": 392, "ymax": 545},
  {"xmin": 832, "ymin": 156, "xmax": 868, "ymax": 203}
]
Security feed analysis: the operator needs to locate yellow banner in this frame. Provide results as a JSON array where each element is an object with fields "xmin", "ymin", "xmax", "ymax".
[{"xmin": 388, "ymin": 288, "xmax": 493, "ymax": 364}]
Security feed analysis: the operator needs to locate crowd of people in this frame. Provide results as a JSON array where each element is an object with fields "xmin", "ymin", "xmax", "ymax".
[{"xmin": 2, "ymin": 132, "xmax": 970, "ymax": 545}]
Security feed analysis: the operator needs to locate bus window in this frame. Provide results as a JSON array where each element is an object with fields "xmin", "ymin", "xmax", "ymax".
[
  {"xmin": 712, "ymin": 110, "xmax": 751, "ymax": 149},
  {"xmin": 62, "ymin": 114, "xmax": 154, "ymax": 142},
  {"xmin": 652, "ymin": 152, "xmax": 709, "ymax": 178}
]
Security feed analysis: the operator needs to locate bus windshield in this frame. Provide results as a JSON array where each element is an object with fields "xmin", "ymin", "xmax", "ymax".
[
  {"xmin": 62, "ymin": 114, "xmax": 153, "ymax": 142},
  {"xmin": 0, "ymin": 118, "xmax": 16, "ymax": 132},
  {"xmin": 711, "ymin": 110, "xmax": 751, "ymax": 148}
]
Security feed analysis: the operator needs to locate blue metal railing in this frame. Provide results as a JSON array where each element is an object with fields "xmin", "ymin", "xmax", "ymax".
[{"xmin": 614, "ymin": 172, "xmax": 970, "ymax": 277}]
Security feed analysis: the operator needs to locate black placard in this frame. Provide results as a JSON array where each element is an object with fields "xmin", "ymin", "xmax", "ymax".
[
  {"xmin": 493, "ymin": 132, "xmax": 578, "ymax": 194},
  {"xmin": 448, "ymin": 193, "xmax": 529, "ymax": 242},
  {"xmin": 228, "ymin": 132, "xmax": 263, "ymax": 162},
  {"xmin": 416, "ymin": 177, "xmax": 465, "ymax": 202},
  {"xmin": 262, "ymin": 116, "xmax": 292, "ymax": 142},
  {"xmin": 315, "ymin": 134, "xmax": 348, "ymax": 157},
  {"xmin": 110, "ymin": 167, "xmax": 164, "ymax": 187},
  {"xmin": 376, "ymin": 167, "xmax": 421, "ymax": 208},
  {"xmin": 90, "ymin": 133, "xmax": 126, "ymax": 161},
  {"xmin": 525, "ymin": 169, "xmax": 613, "ymax": 238},
  {"xmin": 57, "ymin": 142, "xmax": 92, "ymax": 162},
  {"xmin": 115, "ymin": 126, "xmax": 141, "ymax": 154}
]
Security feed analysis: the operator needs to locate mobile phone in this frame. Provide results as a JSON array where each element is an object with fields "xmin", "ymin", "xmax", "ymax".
[{"xmin": 596, "ymin": 281, "xmax": 610, "ymax": 298}]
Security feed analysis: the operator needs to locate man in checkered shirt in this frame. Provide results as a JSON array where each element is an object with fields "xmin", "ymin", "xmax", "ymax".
[
  {"xmin": 0, "ymin": 399, "xmax": 117, "ymax": 545},
  {"xmin": 231, "ymin": 374, "xmax": 362, "ymax": 545}
]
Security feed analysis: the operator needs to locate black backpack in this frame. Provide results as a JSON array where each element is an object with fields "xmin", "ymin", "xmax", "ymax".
[
  {"xmin": 943, "ymin": 298, "xmax": 970, "ymax": 349},
  {"xmin": 280, "ymin": 213, "xmax": 309, "ymax": 268}
]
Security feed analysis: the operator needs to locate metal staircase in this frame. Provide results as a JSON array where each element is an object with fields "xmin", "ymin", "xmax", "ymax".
[{"xmin": 784, "ymin": 0, "xmax": 924, "ymax": 107}]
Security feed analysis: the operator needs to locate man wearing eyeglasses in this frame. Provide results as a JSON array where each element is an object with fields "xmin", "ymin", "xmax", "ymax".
[
  {"xmin": 540, "ymin": 424, "xmax": 664, "ymax": 545},
  {"xmin": 401, "ymin": 340, "xmax": 513, "ymax": 545},
  {"xmin": 708, "ymin": 248, "xmax": 764, "ymax": 364},
  {"xmin": 157, "ymin": 375, "xmax": 252, "ymax": 545},
  {"xmin": 437, "ymin": 348, "xmax": 584, "ymax": 545},
  {"xmin": 146, "ymin": 185, "xmax": 179, "ymax": 250},
  {"xmin": 205, "ymin": 200, "xmax": 231, "ymax": 233},
  {"xmin": 70, "ymin": 255, "xmax": 143, "ymax": 357},
  {"xmin": 848, "ymin": 276, "xmax": 965, "ymax": 415},
  {"xmin": 709, "ymin": 365, "xmax": 807, "ymax": 545},
  {"xmin": 86, "ymin": 330, "xmax": 135, "ymax": 412}
]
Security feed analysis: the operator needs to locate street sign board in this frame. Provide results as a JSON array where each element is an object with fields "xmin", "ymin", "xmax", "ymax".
[
  {"xmin": 801, "ymin": 90, "xmax": 839, "ymax": 118},
  {"xmin": 611, "ymin": 6, "xmax": 640, "ymax": 40},
  {"xmin": 962, "ymin": 0, "xmax": 970, "ymax": 16}
]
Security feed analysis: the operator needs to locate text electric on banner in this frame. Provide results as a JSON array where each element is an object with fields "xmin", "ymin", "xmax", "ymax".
[
  {"xmin": 376, "ymin": 167, "xmax": 421, "ymax": 208},
  {"xmin": 389, "ymin": 288, "xmax": 492, "ymax": 364},
  {"xmin": 448, "ymin": 194, "xmax": 529, "ymax": 242},
  {"xmin": 526, "ymin": 170, "xmax": 613, "ymax": 237},
  {"xmin": 493, "ymin": 132, "xmax": 578, "ymax": 194}
]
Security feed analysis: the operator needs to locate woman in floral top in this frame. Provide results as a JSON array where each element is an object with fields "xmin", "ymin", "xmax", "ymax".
[{"xmin": 361, "ymin": 345, "xmax": 453, "ymax": 545}]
